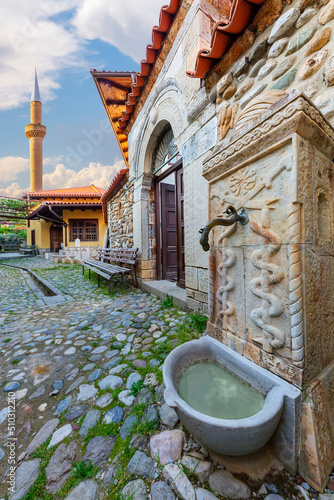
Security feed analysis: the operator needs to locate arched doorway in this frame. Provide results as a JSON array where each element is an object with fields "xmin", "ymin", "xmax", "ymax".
[
  {"xmin": 154, "ymin": 127, "xmax": 185, "ymax": 288},
  {"xmin": 50, "ymin": 223, "xmax": 63, "ymax": 253}
]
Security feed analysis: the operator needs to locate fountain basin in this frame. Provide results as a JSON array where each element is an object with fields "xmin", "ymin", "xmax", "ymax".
[{"xmin": 163, "ymin": 336, "xmax": 301, "ymax": 466}]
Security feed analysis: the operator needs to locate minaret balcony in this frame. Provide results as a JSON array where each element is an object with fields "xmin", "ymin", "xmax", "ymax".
[{"xmin": 25, "ymin": 123, "xmax": 46, "ymax": 139}]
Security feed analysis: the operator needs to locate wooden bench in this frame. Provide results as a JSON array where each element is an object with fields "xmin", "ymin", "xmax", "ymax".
[
  {"xmin": 19, "ymin": 245, "xmax": 38, "ymax": 256},
  {"xmin": 82, "ymin": 247, "xmax": 138, "ymax": 291}
]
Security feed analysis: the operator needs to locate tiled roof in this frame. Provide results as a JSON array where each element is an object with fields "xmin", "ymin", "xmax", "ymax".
[
  {"xmin": 91, "ymin": 0, "xmax": 180, "ymax": 138},
  {"xmin": 44, "ymin": 201, "xmax": 102, "ymax": 206},
  {"xmin": 92, "ymin": 0, "xmax": 266, "ymax": 139},
  {"xmin": 187, "ymin": 0, "xmax": 266, "ymax": 79},
  {"xmin": 90, "ymin": 72, "xmax": 134, "ymax": 166},
  {"xmin": 27, "ymin": 200, "xmax": 102, "ymax": 220},
  {"xmin": 101, "ymin": 167, "xmax": 129, "ymax": 222},
  {"xmin": 26, "ymin": 185, "xmax": 105, "ymax": 198}
]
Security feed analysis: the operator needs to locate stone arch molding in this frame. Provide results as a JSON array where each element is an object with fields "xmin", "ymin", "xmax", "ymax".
[{"xmin": 133, "ymin": 86, "xmax": 188, "ymax": 178}]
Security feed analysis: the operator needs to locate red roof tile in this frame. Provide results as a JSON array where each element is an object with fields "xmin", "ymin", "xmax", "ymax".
[
  {"xmin": 93, "ymin": 0, "xmax": 266, "ymax": 137},
  {"xmin": 26, "ymin": 185, "xmax": 105, "ymax": 198},
  {"xmin": 187, "ymin": 0, "xmax": 266, "ymax": 79},
  {"xmin": 91, "ymin": 0, "xmax": 180, "ymax": 138}
]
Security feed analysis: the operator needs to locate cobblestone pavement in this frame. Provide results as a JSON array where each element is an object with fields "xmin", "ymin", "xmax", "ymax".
[{"xmin": 0, "ymin": 258, "xmax": 332, "ymax": 499}]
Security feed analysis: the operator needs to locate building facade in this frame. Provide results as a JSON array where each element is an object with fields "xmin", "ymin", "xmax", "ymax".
[
  {"xmin": 93, "ymin": 0, "xmax": 334, "ymax": 313},
  {"xmin": 92, "ymin": 0, "xmax": 334, "ymax": 488}
]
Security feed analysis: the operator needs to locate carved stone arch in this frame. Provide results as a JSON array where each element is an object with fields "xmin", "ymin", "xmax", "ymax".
[{"xmin": 133, "ymin": 87, "xmax": 188, "ymax": 178}]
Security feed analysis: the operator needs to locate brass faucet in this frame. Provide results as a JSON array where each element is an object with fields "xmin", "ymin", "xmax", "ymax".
[{"xmin": 199, "ymin": 206, "xmax": 248, "ymax": 251}]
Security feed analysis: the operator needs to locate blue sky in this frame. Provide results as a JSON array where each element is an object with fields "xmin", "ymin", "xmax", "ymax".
[{"xmin": 0, "ymin": 0, "xmax": 162, "ymax": 196}]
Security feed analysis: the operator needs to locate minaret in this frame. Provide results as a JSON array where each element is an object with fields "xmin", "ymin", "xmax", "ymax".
[{"xmin": 25, "ymin": 69, "xmax": 46, "ymax": 192}]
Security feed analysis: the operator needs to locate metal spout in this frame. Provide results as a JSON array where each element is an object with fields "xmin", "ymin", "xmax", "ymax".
[{"xmin": 199, "ymin": 206, "xmax": 248, "ymax": 251}]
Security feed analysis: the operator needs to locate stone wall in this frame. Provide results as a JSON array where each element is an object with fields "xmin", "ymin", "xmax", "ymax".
[
  {"xmin": 106, "ymin": 180, "xmax": 134, "ymax": 248},
  {"xmin": 128, "ymin": 0, "xmax": 334, "ymax": 312},
  {"xmin": 185, "ymin": 266, "xmax": 209, "ymax": 313},
  {"xmin": 212, "ymin": 0, "xmax": 334, "ymax": 142}
]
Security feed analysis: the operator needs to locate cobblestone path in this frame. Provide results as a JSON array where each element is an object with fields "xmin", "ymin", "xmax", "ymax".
[{"xmin": 0, "ymin": 258, "xmax": 329, "ymax": 499}]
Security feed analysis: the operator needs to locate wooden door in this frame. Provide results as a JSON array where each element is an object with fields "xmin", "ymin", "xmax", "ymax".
[
  {"xmin": 176, "ymin": 167, "xmax": 185, "ymax": 288},
  {"xmin": 50, "ymin": 224, "xmax": 63, "ymax": 253},
  {"xmin": 161, "ymin": 183, "xmax": 177, "ymax": 281},
  {"xmin": 31, "ymin": 230, "xmax": 36, "ymax": 246}
]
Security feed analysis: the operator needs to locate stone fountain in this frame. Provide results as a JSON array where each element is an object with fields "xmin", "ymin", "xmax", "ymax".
[
  {"xmin": 204, "ymin": 89, "xmax": 334, "ymax": 491},
  {"xmin": 164, "ymin": 89, "xmax": 334, "ymax": 491}
]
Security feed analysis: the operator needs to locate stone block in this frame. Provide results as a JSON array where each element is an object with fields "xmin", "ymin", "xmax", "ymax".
[
  {"xmin": 183, "ymin": 8, "xmax": 212, "ymax": 57},
  {"xmin": 186, "ymin": 297, "xmax": 202, "ymax": 311},
  {"xmin": 195, "ymin": 290, "xmax": 208, "ymax": 303},
  {"xmin": 186, "ymin": 36, "xmax": 210, "ymax": 74},
  {"xmin": 137, "ymin": 259, "xmax": 156, "ymax": 270},
  {"xmin": 253, "ymin": 0, "xmax": 283, "ymax": 35},
  {"xmin": 139, "ymin": 269, "xmax": 157, "ymax": 280},
  {"xmin": 198, "ymin": 268, "xmax": 208, "ymax": 293},
  {"xmin": 185, "ymin": 266, "xmax": 198, "ymax": 289}
]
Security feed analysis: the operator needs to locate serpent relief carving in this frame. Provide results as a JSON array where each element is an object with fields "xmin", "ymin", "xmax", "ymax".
[
  {"xmin": 216, "ymin": 223, "xmax": 237, "ymax": 333},
  {"xmin": 250, "ymin": 211, "xmax": 285, "ymax": 353},
  {"xmin": 288, "ymin": 202, "xmax": 304, "ymax": 367}
]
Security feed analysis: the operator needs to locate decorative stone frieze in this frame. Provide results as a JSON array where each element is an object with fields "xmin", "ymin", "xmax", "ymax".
[
  {"xmin": 202, "ymin": 91, "xmax": 334, "ymax": 489},
  {"xmin": 218, "ymin": 106, "xmax": 238, "ymax": 140}
]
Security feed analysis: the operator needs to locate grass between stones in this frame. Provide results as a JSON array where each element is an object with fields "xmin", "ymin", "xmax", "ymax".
[{"xmin": 3, "ymin": 261, "xmax": 209, "ymax": 499}]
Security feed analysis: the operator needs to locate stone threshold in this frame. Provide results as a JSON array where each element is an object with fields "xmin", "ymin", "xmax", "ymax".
[{"xmin": 138, "ymin": 279, "xmax": 187, "ymax": 309}]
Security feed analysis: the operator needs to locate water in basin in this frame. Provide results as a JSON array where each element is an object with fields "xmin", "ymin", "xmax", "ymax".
[{"xmin": 178, "ymin": 361, "xmax": 265, "ymax": 419}]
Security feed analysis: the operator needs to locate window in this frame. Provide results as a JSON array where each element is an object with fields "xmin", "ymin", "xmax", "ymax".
[
  {"xmin": 153, "ymin": 127, "xmax": 181, "ymax": 175},
  {"xmin": 69, "ymin": 219, "xmax": 98, "ymax": 242}
]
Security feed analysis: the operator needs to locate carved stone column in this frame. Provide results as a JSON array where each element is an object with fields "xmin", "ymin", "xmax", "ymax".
[{"xmin": 203, "ymin": 90, "xmax": 334, "ymax": 491}]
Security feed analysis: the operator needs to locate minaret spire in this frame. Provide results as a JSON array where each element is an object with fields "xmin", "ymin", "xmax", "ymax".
[
  {"xmin": 31, "ymin": 68, "xmax": 41, "ymax": 103},
  {"xmin": 25, "ymin": 69, "xmax": 46, "ymax": 192}
]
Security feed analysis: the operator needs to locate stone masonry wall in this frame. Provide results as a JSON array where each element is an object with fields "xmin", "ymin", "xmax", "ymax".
[
  {"xmin": 211, "ymin": 0, "xmax": 334, "ymax": 142},
  {"xmin": 107, "ymin": 180, "xmax": 134, "ymax": 248},
  {"xmin": 185, "ymin": 266, "xmax": 209, "ymax": 314}
]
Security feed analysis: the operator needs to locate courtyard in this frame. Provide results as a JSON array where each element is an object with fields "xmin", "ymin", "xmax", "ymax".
[{"xmin": 0, "ymin": 258, "xmax": 331, "ymax": 500}]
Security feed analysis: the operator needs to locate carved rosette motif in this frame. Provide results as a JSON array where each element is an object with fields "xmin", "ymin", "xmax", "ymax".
[
  {"xmin": 216, "ymin": 224, "xmax": 237, "ymax": 333},
  {"xmin": 230, "ymin": 167, "xmax": 257, "ymax": 196},
  {"xmin": 249, "ymin": 213, "xmax": 285, "ymax": 353},
  {"xmin": 288, "ymin": 202, "xmax": 305, "ymax": 368}
]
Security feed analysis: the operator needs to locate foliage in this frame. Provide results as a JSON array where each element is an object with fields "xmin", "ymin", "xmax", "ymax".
[
  {"xmin": 0, "ymin": 196, "xmax": 37, "ymax": 227},
  {"xmin": 0, "ymin": 232, "xmax": 24, "ymax": 247},
  {"xmin": 72, "ymin": 460, "xmax": 98, "ymax": 479},
  {"xmin": 161, "ymin": 293, "xmax": 173, "ymax": 308},
  {"xmin": 0, "ymin": 226, "xmax": 27, "ymax": 239},
  {"xmin": 188, "ymin": 312, "xmax": 208, "ymax": 334},
  {"xmin": 129, "ymin": 379, "xmax": 145, "ymax": 396},
  {"xmin": 21, "ymin": 441, "xmax": 56, "ymax": 500},
  {"xmin": 84, "ymin": 421, "xmax": 120, "ymax": 443}
]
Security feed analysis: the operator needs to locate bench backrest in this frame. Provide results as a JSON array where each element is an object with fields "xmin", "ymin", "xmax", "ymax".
[{"xmin": 98, "ymin": 247, "xmax": 138, "ymax": 267}]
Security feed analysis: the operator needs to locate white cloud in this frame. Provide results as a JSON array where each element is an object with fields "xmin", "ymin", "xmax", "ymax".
[
  {"xmin": 0, "ymin": 0, "xmax": 84, "ymax": 110},
  {"xmin": 0, "ymin": 183, "xmax": 25, "ymax": 198},
  {"xmin": 0, "ymin": 157, "xmax": 30, "ymax": 182},
  {"xmin": 0, "ymin": 0, "xmax": 165, "ymax": 111},
  {"xmin": 73, "ymin": 0, "xmax": 163, "ymax": 62},
  {"xmin": 42, "ymin": 161, "xmax": 124, "ymax": 190},
  {"xmin": 0, "ymin": 157, "xmax": 124, "ymax": 198}
]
